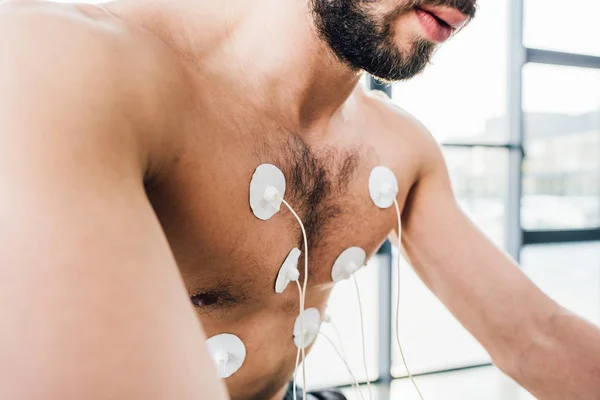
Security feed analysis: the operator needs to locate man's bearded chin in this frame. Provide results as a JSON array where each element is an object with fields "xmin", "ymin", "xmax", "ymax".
[{"xmin": 311, "ymin": 0, "xmax": 439, "ymax": 82}]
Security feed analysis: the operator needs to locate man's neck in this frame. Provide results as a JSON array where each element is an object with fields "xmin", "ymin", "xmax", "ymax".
[{"xmin": 106, "ymin": 0, "xmax": 362, "ymax": 133}]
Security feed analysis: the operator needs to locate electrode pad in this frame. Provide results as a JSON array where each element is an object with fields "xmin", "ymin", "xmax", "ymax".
[
  {"xmin": 275, "ymin": 248, "xmax": 301, "ymax": 293},
  {"xmin": 205, "ymin": 333, "xmax": 247, "ymax": 379},
  {"xmin": 250, "ymin": 164, "xmax": 286, "ymax": 220},
  {"xmin": 293, "ymin": 308, "xmax": 321, "ymax": 349},
  {"xmin": 331, "ymin": 247, "xmax": 366, "ymax": 282},
  {"xmin": 369, "ymin": 166, "xmax": 399, "ymax": 209}
]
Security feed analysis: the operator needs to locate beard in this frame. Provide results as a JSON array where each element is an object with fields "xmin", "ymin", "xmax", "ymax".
[{"xmin": 311, "ymin": 0, "xmax": 476, "ymax": 82}]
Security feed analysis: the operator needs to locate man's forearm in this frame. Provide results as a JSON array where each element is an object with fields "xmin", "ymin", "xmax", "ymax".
[
  {"xmin": 514, "ymin": 308, "xmax": 600, "ymax": 400},
  {"xmin": 401, "ymin": 167, "xmax": 600, "ymax": 400}
]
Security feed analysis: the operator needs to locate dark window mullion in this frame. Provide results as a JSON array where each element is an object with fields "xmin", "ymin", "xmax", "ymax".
[
  {"xmin": 526, "ymin": 49, "xmax": 600, "ymax": 70},
  {"xmin": 523, "ymin": 229, "xmax": 600, "ymax": 245}
]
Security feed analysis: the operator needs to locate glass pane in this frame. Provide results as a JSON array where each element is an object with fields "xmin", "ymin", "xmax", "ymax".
[
  {"xmin": 392, "ymin": 0, "xmax": 508, "ymax": 144},
  {"xmin": 522, "ymin": 242, "xmax": 600, "ymax": 327},
  {"xmin": 525, "ymin": 0, "xmax": 600, "ymax": 57},
  {"xmin": 389, "ymin": 366, "xmax": 533, "ymax": 400},
  {"xmin": 343, "ymin": 366, "xmax": 533, "ymax": 400},
  {"xmin": 302, "ymin": 258, "xmax": 379, "ymax": 390},
  {"xmin": 522, "ymin": 64, "xmax": 600, "ymax": 230},
  {"xmin": 445, "ymin": 147, "xmax": 508, "ymax": 248},
  {"xmin": 391, "ymin": 147, "xmax": 509, "ymax": 377},
  {"xmin": 390, "ymin": 253, "xmax": 490, "ymax": 377}
]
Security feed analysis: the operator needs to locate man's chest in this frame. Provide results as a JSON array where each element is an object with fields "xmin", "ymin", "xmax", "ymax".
[{"xmin": 147, "ymin": 104, "xmax": 414, "ymax": 309}]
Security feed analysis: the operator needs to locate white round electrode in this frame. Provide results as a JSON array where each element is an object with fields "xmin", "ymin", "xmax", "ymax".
[
  {"xmin": 275, "ymin": 248, "xmax": 301, "ymax": 293},
  {"xmin": 205, "ymin": 333, "xmax": 247, "ymax": 379},
  {"xmin": 293, "ymin": 308, "xmax": 321, "ymax": 349},
  {"xmin": 369, "ymin": 166, "xmax": 399, "ymax": 209},
  {"xmin": 331, "ymin": 247, "xmax": 367, "ymax": 282},
  {"xmin": 250, "ymin": 164, "xmax": 287, "ymax": 220}
]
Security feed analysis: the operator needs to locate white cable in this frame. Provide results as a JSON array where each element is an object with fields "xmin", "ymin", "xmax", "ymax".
[
  {"xmin": 329, "ymin": 319, "xmax": 348, "ymax": 361},
  {"xmin": 352, "ymin": 274, "xmax": 372, "ymax": 400},
  {"xmin": 393, "ymin": 198, "xmax": 424, "ymax": 400},
  {"xmin": 281, "ymin": 199, "xmax": 309, "ymax": 400},
  {"xmin": 318, "ymin": 332, "xmax": 365, "ymax": 400},
  {"xmin": 293, "ymin": 280, "xmax": 303, "ymax": 400},
  {"xmin": 325, "ymin": 319, "xmax": 360, "ymax": 399}
]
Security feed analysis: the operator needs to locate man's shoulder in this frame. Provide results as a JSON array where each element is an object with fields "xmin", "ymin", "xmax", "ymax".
[
  {"xmin": 0, "ymin": 2, "xmax": 123, "ymax": 55},
  {"xmin": 0, "ymin": 2, "xmax": 137, "ymax": 108},
  {"xmin": 358, "ymin": 87, "xmax": 443, "ymax": 178},
  {"xmin": 0, "ymin": 1, "xmax": 190, "ymax": 103},
  {"xmin": 0, "ymin": 1, "xmax": 189, "ymax": 175},
  {"xmin": 361, "ymin": 88, "xmax": 435, "ymax": 144},
  {"xmin": 0, "ymin": 1, "xmax": 184, "ymax": 84}
]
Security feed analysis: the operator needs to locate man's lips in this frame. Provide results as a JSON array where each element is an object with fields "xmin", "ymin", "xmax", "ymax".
[
  {"xmin": 414, "ymin": 7, "xmax": 453, "ymax": 43},
  {"xmin": 419, "ymin": 4, "xmax": 470, "ymax": 29}
]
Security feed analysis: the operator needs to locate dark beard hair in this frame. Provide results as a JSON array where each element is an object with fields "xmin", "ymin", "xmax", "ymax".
[{"xmin": 311, "ymin": 0, "xmax": 476, "ymax": 82}]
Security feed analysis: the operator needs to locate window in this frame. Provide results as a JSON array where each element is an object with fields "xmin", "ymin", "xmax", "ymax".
[
  {"xmin": 391, "ymin": 253, "xmax": 490, "ymax": 377},
  {"xmin": 445, "ymin": 148, "xmax": 508, "ymax": 247},
  {"xmin": 390, "ymin": 147, "xmax": 507, "ymax": 377},
  {"xmin": 522, "ymin": 242, "xmax": 600, "ymax": 326},
  {"xmin": 390, "ymin": 0, "xmax": 510, "ymax": 377},
  {"xmin": 524, "ymin": 0, "xmax": 600, "ymax": 57},
  {"xmin": 522, "ymin": 65, "xmax": 600, "ymax": 230},
  {"xmin": 393, "ymin": 0, "xmax": 509, "ymax": 144},
  {"xmin": 387, "ymin": 366, "xmax": 536, "ymax": 399}
]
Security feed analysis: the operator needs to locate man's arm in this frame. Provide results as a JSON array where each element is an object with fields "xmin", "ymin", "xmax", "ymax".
[
  {"xmin": 401, "ymin": 125, "xmax": 600, "ymax": 399},
  {"xmin": 0, "ymin": 8, "xmax": 227, "ymax": 399}
]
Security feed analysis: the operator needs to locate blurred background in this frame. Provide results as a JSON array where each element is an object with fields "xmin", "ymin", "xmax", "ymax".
[{"xmin": 301, "ymin": 0, "xmax": 600, "ymax": 398}]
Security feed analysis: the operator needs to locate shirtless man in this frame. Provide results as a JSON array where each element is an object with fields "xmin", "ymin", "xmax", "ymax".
[{"xmin": 1, "ymin": 0, "xmax": 599, "ymax": 399}]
